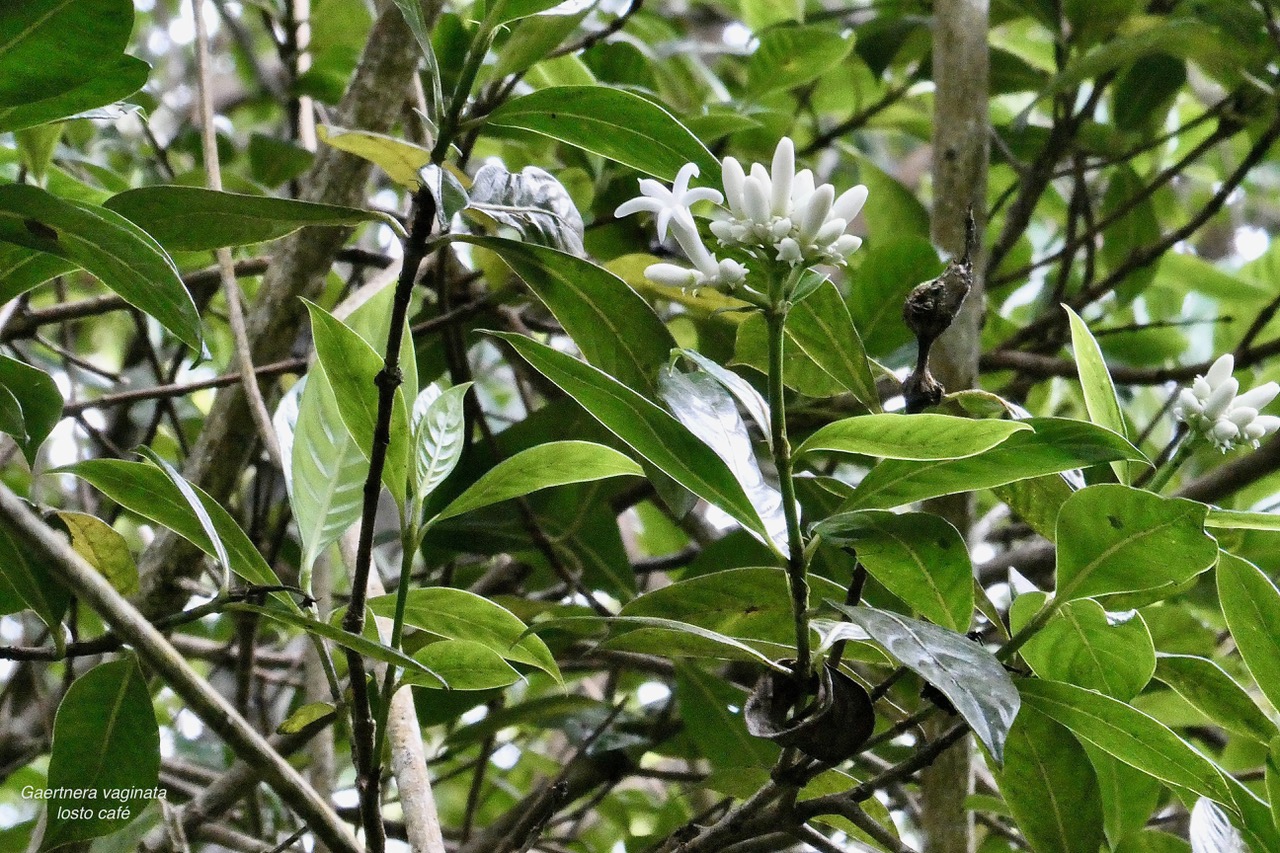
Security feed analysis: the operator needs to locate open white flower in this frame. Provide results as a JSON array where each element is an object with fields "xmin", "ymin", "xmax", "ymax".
[
  {"xmin": 1173, "ymin": 353, "xmax": 1280, "ymax": 451},
  {"xmin": 614, "ymin": 162, "xmax": 723, "ymax": 243}
]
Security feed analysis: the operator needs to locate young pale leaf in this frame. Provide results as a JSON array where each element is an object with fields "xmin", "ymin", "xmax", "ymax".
[
  {"xmin": 0, "ymin": 0, "xmax": 133, "ymax": 108},
  {"xmin": 491, "ymin": 332, "xmax": 773, "ymax": 547},
  {"xmin": 232, "ymin": 603, "xmax": 446, "ymax": 687},
  {"xmin": 466, "ymin": 163, "xmax": 585, "ymax": 256},
  {"xmin": 1018, "ymin": 679, "xmax": 1231, "ymax": 804},
  {"xmin": 797, "ymin": 413, "xmax": 1031, "ymax": 461},
  {"xmin": 1011, "ymin": 594, "xmax": 1155, "ymax": 701},
  {"xmin": 304, "ymin": 300, "xmax": 411, "ymax": 506},
  {"xmin": 367, "ymin": 587, "xmax": 560, "ymax": 680},
  {"xmin": 485, "ymin": 85, "xmax": 720, "ymax": 182},
  {"xmin": 784, "ymin": 280, "xmax": 881, "ymax": 412},
  {"xmin": 658, "ymin": 367, "xmax": 788, "ymax": 551},
  {"xmin": 317, "ymin": 126, "xmax": 431, "ymax": 189},
  {"xmin": 103, "ymin": 186, "xmax": 384, "ymax": 251},
  {"xmin": 435, "ymin": 440, "xmax": 640, "ymax": 522},
  {"xmin": 0, "ymin": 184, "xmax": 202, "ymax": 351},
  {"xmin": 412, "ymin": 383, "xmax": 470, "ymax": 506},
  {"xmin": 0, "ymin": 516, "xmax": 69, "ymax": 632},
  {"xmin": 0, "ymin": 56, "xmax": 148, "ymax": 134},
  {"xmin": 676, "ymin": 349, "xmax": 772, "ymax": 450},
  {"xmin": 842, "ymin": 418, "xmax": 1145, "ymax": 510},
  {"xmin": 828, "ymin": 602, "xmax": 1019, "ymax": 763},
  {"xmin": 57, "ymin": 460, "xmax": 289, "ymax": 605},
  {"xmin": 137, "ymin": 447, "xmax": 231, "ymax": 588},
  {"xmin": 815, "ymin": 511, "xmax": 973, "ymax": 632},
  {"xmin": 42, "ymin": 659, "xmax": 159, "ymax": 849},
  {"xmin": 459, "ymin": 236, "xmax": 674, "ymax": 395},
  {"xmin": 998, "ymin": 706, "xmax": 1106, "ymax": 853},
  {"xmin": 1153, "ymin": 654, "xmax": 1276, "ymax": 744},
  {"xmin": 55, "ymin": 511, "xmax": 138, "ymax": 596},
  {"xmin": 0, "ymin": 355, "xmax": 61, "ymax": 465},
  {"xmin": 1055, "ymin": 485, "xmax": 1217, "ymax": 602},
  {"xmin": 1217, "ymin": 552, "xmax": 1280, "ymax": 717},
  {"xmin": 1065, "ymin": 306, "xmax": 1135, "ymax": 484},
  {"xmin": 403, "ymin": 639, "xmax": 522, "ymax": 690}
]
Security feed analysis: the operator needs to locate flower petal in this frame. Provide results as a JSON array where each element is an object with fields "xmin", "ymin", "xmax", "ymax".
[{"xmin": 831, "ymin": 184, "xmax": 869, "ymax": 223}]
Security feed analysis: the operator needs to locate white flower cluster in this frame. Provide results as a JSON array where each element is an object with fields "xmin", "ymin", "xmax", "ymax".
[
  {"xmin": 1173, "ymin": 354, "xmax": 1280, "ymax": 451},
  {"xmin": 615, "ymin": 137, "xmax": 867, "ymax": 291}
]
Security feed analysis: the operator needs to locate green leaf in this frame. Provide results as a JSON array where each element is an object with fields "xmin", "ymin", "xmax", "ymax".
[
  {"xmin": 485, "ymin": 85, "xmax": 720, "ymax": 182},
  {"xmin": 435, "ymin": 440, "xmax": 641, "ymax": 522},
  {"xmin": 57, "ymin": 460, "xmax": 288, "ymax": 605},
  {"xmin": 1065, "ymin": 306, "xmax": 1134, "ymax": 484},
  {"xmin": 275, "ymin": 371, "xmax": 368, "ymax": 579},
  {"xmin": 736, "ymin": 0, "xmax": 803, "ymax": 30},
  {"xmin": 814, "ymin": 511, "xmax": 972, "ymax": 632},
  {"xmin": 368, "ymin": 587, "xmax": 559, "ymax": 679},
  {"xmin": 490, "ymin": 0, "xmax": 571, "ymax": 25},
  {"xmin": 492, "ymin": 332, "xmax": 774, "ymax": 547},
  {"xmin": 784, "ymin": 280, "xmax": 881, "ymax": 412},
  {"xmin": 412, "ymin": 383, "xmax": 470, "ymax": 506},
  {"xmin": 1018, "ymin": 679, "xmax": 1231, "ymax": 804},
  {"xmin": 676, "ymin": 349, "xmax": 772, "ymax": 450},
  {"xmin": 1205, "ymin": 508, "xmax": 1280, "ymax": 532},
  {"xmin": 1084, "ymin": 742, "xmax": 1165, "ymax": 847},
  {"xmin": 827, "ymin": 602, "xmax": 1019, "ymax": 763},
  {"xmin": 0, "ymin": 56, "xmax": 148, "ymax": 134},
  {"xmin": 0, "ymin": 245, "xmax": 77, "ymax": 303},
  {"xmin": 103, "ymin": 186, "xmax": 384, "ymax": 251},
  {"xmin": 1217, "ymin": 552, "xmax": 1280, "ymax": 719},
  {"xmin": 746, "ymin": 25, "xmax": 851, "ymax": 94},
  {"xmin": 843, "ymin": 419, "xmax": 1144, "ymax": 510},
  {"xmin": 405, "ymin": 639, "xmax": 522, "ymax": 690},
  {"xmin": 55, "ymin": 511, "xmax": 138, "ymax": 596},
  {"xmin": 466, "ymin": 163, "xmax": 585, "ymax": 256},
  {"xmin": 459, "ymin": 236, "xmax": 674, "ymax": 395},
  {"xmin": 276, "ymin": 702, "xmax": 335, "ymax": 735},
  {"xmin": 136, "ymin": 447, "xmax": 231, "ymax": 588},
  {"xmin": 0, "ymin": 184, "xmax": 202, "ymax": 351},
  {"xmin": 0, "ymin": 0, "xmax": 134, "ymax": 108},
  {"xmin": 998, "ymin": 706, "xmax": 1105, "ymax": 853},
  {"xmin": 733, "ymin": 312, "xmax": 846, "ymax": 398},
  {"xmin": 1055, "ymin": 484, "xmax": 1217, "ymax": 602},
  {"xmin": 600, "ymin": 615, "xmax": 791, "ymax": 672},
  {"xmin": 0, "ymin": 515, "xmax": 69, "ymax": 632},
  {"xmin": 304, "ymin": 300, "xmax": 411, "ymax": 506},
  {"xmin": 0, "ymin": 355, "xmax": 62, "ymax": 465},
  {"xmin": 232, "ymin": 603, "xmax": 446, "ymax": 687},
  {"xmin": 797, "ymin": 413, "xmax": 1030, "ymax": 461},
  {"xmin": 1267, "ymin": 738, "xmax": 1280, "ymax": 834},
  {"xmin": 42, "ymin": 659, "xmax": 159, "ymax": 850},
  {"xmin": 677, "ymin": 662, "xmax": 778, "ymax": 769},
  {"xmin": 317, "ymin": 125, "xmax": 431, "ymax": 189},
  {"xmin": 848, "ymin": 236, "xmax": 945, "ymax": 357},
  {"xmin": 1011, "ymin": 595, "xmax": 1155, "ymax": 701},
  {"xmin": 1153, "ymin": 654, "xmax": 1276, "ymax": 744}
]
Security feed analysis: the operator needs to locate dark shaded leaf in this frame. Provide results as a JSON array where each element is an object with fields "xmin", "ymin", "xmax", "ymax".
[
  {"xmin": 467, "ymin": 163, "xmax": 584, "ymax": 255},
  {"xmin": 0, "ymin": 0, "xmax": 133, "ymax": 108},
  {"xmin": 0, "ymin": 355, "xmax": 62, "ymax": 465},
  {"xmin": 0, "ymin": 56, "xmax": 148, "ymax": 133}
]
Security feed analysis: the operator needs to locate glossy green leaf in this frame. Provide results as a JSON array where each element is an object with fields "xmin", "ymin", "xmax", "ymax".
[
  {"xmin": 412, "ymin": 383, "xmax": 470, "ymax": 506},
  {"xmin": 601, "ymin": 615, "xmax": 791, "ymax": 672},
  {"xmin": 733, "ymin": 311, "xmax": 846, "ymax": 398},
  {"xmin": 277, "ymin": 702, "xmax": 335, "ymax": 735},
  {"xmin": 136, "ymin": 447, "xmax": 231, "ymax": 587},
  {"xmin": 0, "ymin": 515, "xmax": 69, "ymax": 632},
  {"xmin": 304, "ymin": 300, "xmax": 411, "ymax": 505},
  {"xmin": 0, "ymin": 184, "xmax": 202, "ymax": 351},
  {"xmin": 232, "ymin": 603, "xmax": 446, "ymax": 687},
  {"xmin": 42, "ymin": 659, "xmax": 158, "ymax": 850},
  {"xmin": 1153, "ymin": 654, "xmax": 1276, "ymax": 743},
  {"xmin": 798, "ymin": 413, "xmax": 1030, "ymax": 461},
  {"xmin": 1055, "ymin": 484, "xmax": 1217, "ymax": 602},
  {"xmin": 0, "ymin": 245, "xmax": 77, "ymax": 303},
  {"xmin": 998, "ymin": 706, "xmax": 1105, "ymax": 853},
  {"xmin": 1018, "ymin": 679, "xmax": 1231, "ymax": 803},
  {"xmin": 404, "ymin": 640, "xmax": 522, "ymax": 690},
  {"xmin": 784, "ymin": 280, "xmax": 881, "ymax": 412},
  {"xmin": 1267, "ymin": 737, "xmax": 1280, "ymax": 834},
  {"xmin": 0, "ymin": 56, "xmax": 148, "ymax": 134},
  {"xmin": 843, "ymin": 418, "xmax": 1143, "ymax": 510},
  {"xmin": 815, "ymin": 511, "xmax": 972, "ymax": 632},
  {"xmin": 747, "ymin": 25, "xmax": 851, "ymax": 94},
  {"xmin": 1084, "ymin": 742, "xmax": 1165, "ymax": 847},
  {"xmin": 1012, "ymin": 594, "xmax": 1155, "ymax": 700},
  {"xmin": 828, "ymin": 602, "xmax": 1019, "ymax": 763},
  {"xmin": 459, "ymin": 236, "xmax": 674, "ymax": 395},
  {"xmin": 435, "ymin": 440, "xmax": 641, "ymax": 522},
  {"xmin": 676, "ymin": 349, "xmax": 772, "ymax": 449},
  {"xmin": 0, "ymin": 355, "xmax": 62, "ymax": 465},
  {"xmin": 57, "ymin": 460, "xmax": 288, "ymax": 604},
  {"xmin": 317, "ymin": 125, "xmax": 431, "ymax": 189},
  {"xmin": 1065, "ymin": 306, "xmax": 1134, "ymax": 484},
  {"xmin": 1217, "ymin": 552, "xmax": 1280, "ymax": 718},
  {"xmin": 103, "ymin": 186, "xmax": 384, "ymax": 251},
  {"xmin": 55, "ymin": 511, "xmax": 138, "ymax": 596},
  {"xmin": 0, "ymin": 0, "xmax": 133, "ymax": 108},
  {"xmin": 465, "ymin": 164, "xmax": 585, "ymax": 256},
  {"xmin": 485, "ymin": 85, "xmax": 720, "ymax": 182},
  {"xmin": 1223, "ymin": 772, "xmax": 1280, "ymax": 851},
  {"xmin": 367, "ymin": 587, "xmax": 560, "ymax": 680},
  {"xmin": 1205, "ymin": 508, "xmax": 1280, "ymax": 532},
  {"xmin": 492, "ymin": 333, "xmax": 773, "ymax": 547}
]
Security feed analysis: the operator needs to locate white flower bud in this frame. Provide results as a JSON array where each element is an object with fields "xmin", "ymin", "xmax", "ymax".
[
  {"xmin": 645, "ymin": 263, "xmax": 699, "ymax": 288},
  {"xmin": 830, "ymin": 184, "xmax": 869, "ymax": 224},
  {"xmin": 797, "ymin": 184, "xmax": 835, "ymax": 244},
  {"xmin": 1202, "ymin": 378, "xmax": 1239, "ymax": 420},
  {"xmin": 1235, "ymin": 381, "xmax": 1279, "ymax": 411},
  {"xmin": 770, "ymin": 137, "xmax": 795, "ymax": 216},
  {"xmin": 722, "ymin": 157, "xmax": 747, "ymax": 218}
]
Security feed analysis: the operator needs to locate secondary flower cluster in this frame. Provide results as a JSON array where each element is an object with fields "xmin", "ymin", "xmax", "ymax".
[
  {"xmin": 1173, "ymin": 354, "xmax": 1280, "ymax": 451},
  {"xmin": 615, "ymin": 137, "xmax": 867, "ymax": 292}
]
